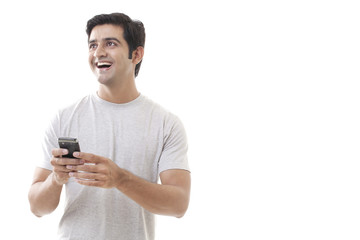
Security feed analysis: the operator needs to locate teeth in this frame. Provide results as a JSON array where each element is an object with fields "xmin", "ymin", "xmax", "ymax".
[{"xmin": 97, "ymin": 62, "xmax": 112, "ymax": 67}]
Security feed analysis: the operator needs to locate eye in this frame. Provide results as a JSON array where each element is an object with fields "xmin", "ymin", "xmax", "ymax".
[
  {"xmin": 106, "ymin": 41, "xmax": 117, "ymax": 47},
  {"xmin": 89, "ymin": 43, "xmax": 97, "ymax": 50}
]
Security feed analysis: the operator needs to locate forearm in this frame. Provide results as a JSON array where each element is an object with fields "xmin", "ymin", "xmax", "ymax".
[
  {"xmin": 118, "ymin": 170, "xmax": 189, "ymax": 218},
  {"xmin": 67, "ymin": 152, "xmax": 191, "ymax": 217},
  {"xmin": 28, "ymin": 172, "xmax": 63, "ymax": 217}
]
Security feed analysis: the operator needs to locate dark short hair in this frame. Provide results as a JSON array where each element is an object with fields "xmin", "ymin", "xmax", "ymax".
[{"xmin": 86, "ymin": 13, "xmax": 145, "ymax": 77}]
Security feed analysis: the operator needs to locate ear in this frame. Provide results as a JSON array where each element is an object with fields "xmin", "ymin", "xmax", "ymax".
[{"xmin": 132, "ymin": 46, "xmax": 144, "ymax": 65}]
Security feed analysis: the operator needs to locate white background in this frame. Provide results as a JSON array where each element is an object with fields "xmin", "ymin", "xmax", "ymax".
[{"xmin": 0, "ymin": 0, "xmax": 359, "ymax": 239}]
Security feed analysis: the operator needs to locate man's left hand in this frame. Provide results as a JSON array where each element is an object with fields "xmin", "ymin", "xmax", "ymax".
[{"xmin": 66, "ymin": 152, "xmax": 125, "ymax": 188}]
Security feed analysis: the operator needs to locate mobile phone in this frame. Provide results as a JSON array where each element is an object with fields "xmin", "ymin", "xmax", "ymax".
[{"xmin": 58, "ymin": 137, "xmax": 81, "ymax": 158}]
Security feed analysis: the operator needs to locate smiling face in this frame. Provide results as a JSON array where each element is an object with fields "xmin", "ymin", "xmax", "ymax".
[{"xmin": 88, "ymin": 24, "xmax": 134, "ymax": 86}]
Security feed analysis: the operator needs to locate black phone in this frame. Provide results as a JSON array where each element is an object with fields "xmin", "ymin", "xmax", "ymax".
[{"xmin": 58, "ymin": 137, "xmax": 81, "ymax": 158}]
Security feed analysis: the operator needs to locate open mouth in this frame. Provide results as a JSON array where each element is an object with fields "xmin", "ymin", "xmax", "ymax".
[{"xmin": 96, "ymin": 62, "xmax": 113, "ymax": 70}]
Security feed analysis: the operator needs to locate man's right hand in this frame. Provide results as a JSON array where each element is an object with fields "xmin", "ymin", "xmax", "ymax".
[{"xmin": 50, "ymin": 148, "xmax": 84, "ymax": 185}]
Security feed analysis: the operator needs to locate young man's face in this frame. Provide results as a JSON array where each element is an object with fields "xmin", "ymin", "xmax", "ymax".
[{"xmin": 88, "ymin": 24, "xmax": 134, "ymax": 86}]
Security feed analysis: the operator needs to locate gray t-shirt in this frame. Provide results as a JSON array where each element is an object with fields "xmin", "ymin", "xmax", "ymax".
[{"xmin": 39, "ymin": 93, "xmax": 189, "ymax": 240}]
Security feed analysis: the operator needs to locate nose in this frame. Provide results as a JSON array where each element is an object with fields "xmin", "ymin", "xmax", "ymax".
[{"xmin": 93, "ymin": 45, "xmax": 107, "ymax": 58}]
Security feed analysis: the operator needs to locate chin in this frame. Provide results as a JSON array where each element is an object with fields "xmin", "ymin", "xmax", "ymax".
[{"xmin": 96, "ymin": 75, "xmax": 112, "ymax": 85}]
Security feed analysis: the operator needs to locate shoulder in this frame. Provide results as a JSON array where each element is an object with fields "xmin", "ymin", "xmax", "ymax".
[
  {"xmin": 45, "ymin": 94, "xmax": 93, "ymax": 129},
  {"xmin": 57, "ymin": 94, "xmax": 92, "ymax": 117},
  {"xmin": 141, "ymin": 95, "xmax": 182, "ymax": 124},
  {"xmin": 141, "ymin": 96, "xmax": 186, "ymax": 137}
]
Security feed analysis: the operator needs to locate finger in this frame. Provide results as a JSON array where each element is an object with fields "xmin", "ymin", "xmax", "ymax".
[
  {"xmin": 53, "ymin": 164, "xmax": 76, "ymax": 173},
  {"xmin": 54, "ymin": 171, "xmax": 70, "ymax": 178},
  {"xmin": 75, "ymin": 179, "xmax": 105, "ymax": 187},
  {"xmin": 52, "ymin": 157, "xmax": 84, "ymax": 166},
  {"xmin": 66, "ymin": 164, "xmax": 98, "ymax": 173},
  {"xmin": 52, "ymin": 148, "xmax": 68, "ymax": 157},
  {"xmin": 70, "ymin": 172, "xmax": 106, "ymax": 181},
  {"xmin": 73, "ymin": 152, "xmax": 105, "ymax": 164}
]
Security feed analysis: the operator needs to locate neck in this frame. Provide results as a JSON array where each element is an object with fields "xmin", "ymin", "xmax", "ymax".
[{"xmin": 97, "ymin": 80, "xmax": 139, "ymax": 104}]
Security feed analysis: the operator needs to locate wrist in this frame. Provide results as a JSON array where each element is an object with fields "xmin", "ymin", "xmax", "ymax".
[
  {"xmin": 51, "ymin": 172, "xmax": 64, "ymax": 187},
  {"xmin": 116, "ymin": 168, "xmax": 131, "ymax": 192}
]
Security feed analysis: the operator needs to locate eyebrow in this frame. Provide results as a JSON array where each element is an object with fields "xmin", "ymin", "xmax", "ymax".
[{"xmin": 88, "ymin": 37, "xmax": 122, "ymax": 44}]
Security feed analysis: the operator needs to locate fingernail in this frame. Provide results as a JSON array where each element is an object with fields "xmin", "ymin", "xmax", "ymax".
[
  {"xmin": 69, "ymin": 172, "xmax": 74, "ymax": 177},
  {"xmin": 62, "ymin": 149, "xmax": 69, "ymax": 154},
  {"xmin": 73, "ymin": 152, "xmax": 80, "ymax": 157}
]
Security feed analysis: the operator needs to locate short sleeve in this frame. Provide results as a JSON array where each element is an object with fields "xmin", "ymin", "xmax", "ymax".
[
  {"xmin": 37, "ymin": 113, "xmax": 60, "ymax": 171},
  {"xmin": 158, "ymin": 115, "xmax": 190, "ymax": 174}
]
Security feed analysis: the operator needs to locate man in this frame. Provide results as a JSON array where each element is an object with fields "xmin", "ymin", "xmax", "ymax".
[{"xmin": 28, "ymin": 13, "xmax": 191, "ymax": 240}]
